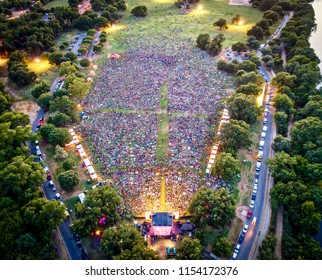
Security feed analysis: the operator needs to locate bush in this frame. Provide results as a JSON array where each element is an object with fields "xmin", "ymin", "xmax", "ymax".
[
  {"xmin": 80, "ymin": 58, "xmax": 91, "ymax": 68},
  {"xmin": 131, "ymin": 5, "xmax": 148, "ymax": 17},
  {"xmin": 62, "ymin": 158, "xmax": 76, "ymax": 170}
]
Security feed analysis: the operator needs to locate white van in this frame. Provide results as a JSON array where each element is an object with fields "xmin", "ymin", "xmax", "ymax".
[{"xmin": 36, "ymin": 147, "xmax": 42, "ymax": 156}]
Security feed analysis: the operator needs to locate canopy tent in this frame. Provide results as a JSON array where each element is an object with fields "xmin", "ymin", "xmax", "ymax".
[
  {"xmin": 83, "ymin": 158, "xmax": 91, "ymax": 167},
  {"xmin": 90, "ymin": 173, "xmax": 98, "ymax": 181},
  {"xmin": 76, "ymin": 144, "xmax": 83, "ymax": 150},
  {"xmin": 87, "ymin": 165, "xmax": 95, "ymax": 175},
  {"xmin": 78, "ymin": 193, "xmax": 85, "ymax": 203},
  {"xmin": 79, "ymin": 151, "xmax": 86, "ymax": 158}
]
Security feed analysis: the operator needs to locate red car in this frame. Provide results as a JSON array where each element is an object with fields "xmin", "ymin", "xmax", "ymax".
[
  {"xmin": 247, "ymin": 209, "xmax": 253, "ymax": 219},
  {"xmin": 47, "ymin": 173, "xmax": 52, "ymax": 180}
]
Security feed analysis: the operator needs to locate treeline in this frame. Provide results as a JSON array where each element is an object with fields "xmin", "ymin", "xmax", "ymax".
[
  {"xmin": 0, "ymin": 0, "xmax": 126, "ymax": 57},
  {"xmin": 0, "ymin": 82, "xmax": 67, "ymax": 259},
  {"xmin": 255, "ymin": 0, "xmax": 322, "ymax": 260}
]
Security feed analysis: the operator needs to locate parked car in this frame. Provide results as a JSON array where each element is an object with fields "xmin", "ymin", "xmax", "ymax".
[
  {"xmin": 249, "ymin": 200, "xmax": 255, "ymax": 209},
  {"xmin": 238, "ymin": 232, "xmax": 245, "ymax": 244},
  {"xmin": 47, "ymin": 173, "xmax": 52, "ymax": 180},
  {"xmin": 55, "ymin": 193, "xmax": 62, "ymax": 200},
  {"xmin": 242, "ymin": 224, "xmax": 249, "ymax": 234},
  {"xmin": 247, "ymin": 209, "xmax": 253, "ymax": 219},
  {"xmin": 234, "ymin": 244, "xmax": 241, "ymax": 254},
  {"xmin": 44, "ymin": 166, "xmax": 49, "ymax": 173}
]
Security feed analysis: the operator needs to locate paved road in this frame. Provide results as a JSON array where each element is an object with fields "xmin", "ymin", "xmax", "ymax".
[
  {"xmin": 30, "ymin": 29, "xmax": 100, "ymax": 260},
  {"xmin": 234, "ymin": 13, "xmax": 292, "ymax": 260}
]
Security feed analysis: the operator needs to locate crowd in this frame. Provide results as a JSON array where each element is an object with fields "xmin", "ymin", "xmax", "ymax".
[{"xmin": 78, "ymin": 30, "xmax": 234, "ymax": 216}]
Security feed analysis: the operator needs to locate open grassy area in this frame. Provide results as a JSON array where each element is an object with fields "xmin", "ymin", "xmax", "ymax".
[
  {"xmin": 102, "ymin": 0, "xmax": 263, "ymax": 53},
  {"xmin": 43, "ymin": 0, "xmax": 69, "ymax": 9},
  {"xmin": 27, "ymin": 58, "xmax": 53, "ymax": 74}
]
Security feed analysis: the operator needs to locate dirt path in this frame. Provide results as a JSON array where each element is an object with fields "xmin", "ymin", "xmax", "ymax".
[{"xmin": 275, "ymin": 204, "xmax": 284, "ymax": 259}]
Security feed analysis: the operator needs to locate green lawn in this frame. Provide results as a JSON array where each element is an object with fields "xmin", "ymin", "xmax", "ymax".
[
  {"xmin": 103, "ymin": 0, "xmax": 263, "ymax": 53},
  {"xmin": 43, "ymin": 0, "xmax": 69, "ymax": 9}
]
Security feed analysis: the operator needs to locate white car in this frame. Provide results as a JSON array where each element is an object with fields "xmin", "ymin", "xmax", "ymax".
[
  {"xmin": 234, "ymin": 244, "xmax": 241, "ymax": 254},
  {"xmin": 232, "ymin": 252, "xmax": 238, "ymax": 260},
  {"xmin": 263, "ymin": 117, "xmax": 268, "ymax": 124},
  {"xmin": 242, "ymin": 224, "xmax": 249, "ymax": 234},
  {"xmin": 253, "ymin": 184, "xmax": 258, "ymax": 191},
  {"xmin": 55, "ymin": 193, "xmax": 62, "ymax": 200},
  {"xmin": 44, "ymin": 166, "xmax": 49, "ymax": 173},
  {"xmin": 249, "ymin": 200, "xmax": 255, "ymax": 209}
]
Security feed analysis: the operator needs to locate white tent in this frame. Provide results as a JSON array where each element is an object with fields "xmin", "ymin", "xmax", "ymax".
[
  {"xmin": 87, "ymin": 165, "xmax": 95, "ymax": 175},
  {"xmin": 79, "ymin": 151, "xmax": 86, "ymax": 158},
  {"xmin": 78, "ymin": 193, "xmax": 85, "ymax": 203},
  {"xmin": 83, "ymin": 158, "xmax": 91, "ymax": 167},
  {"xmin": 76, "ymin": 144, "xmax": 83, "ymax": 150},
  {"xmin": 90, "ymin": 173, "xmax": 98, "ymax": 181},
  {"xmin": 209, "ymin": 159, "xmax": 215, "ymax": 164}
]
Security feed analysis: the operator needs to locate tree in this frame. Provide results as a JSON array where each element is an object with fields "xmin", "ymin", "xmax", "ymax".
[
  {"xmin": 50, "ymin": 96, "xmax": 78, "ymax": 121},
  {"xmin": 71, "ymin": 185, "xmax": 122, "ymax": 236},
  {"xmin": 68, "ymin": 77, "xmax": 91, "ymax": 99},
  {"xmin": 0, "ymin": 111, "xmax": 29, "ymax": 128},
  {"xmin": 236, "ymin": 83, "xmax": 261, "ymax": 95},
  {"xmin": 211, "ymin": 152, "xmax": 241, "ymax": 185},
  {"xmin": 8, "ymin": 64, "xmax": 37, "ymax": 87},
  {"xmin": 208, "ymin": 34, "xmax": 225, "ymax": 56},
  {"xmin": 48, "ymin": 51, "xmax": 64, "ymax": 65},
  {"xmin": 0, "ymin": 91, "xmax": 13, "ymax": 115},
  {"xmin": 51, "ymin": 112, "xmax": 72, "ymax": 127},
  {"xmin": 55, "ymin": 145, "xmax": 68, "ymax": 161},
  {"xmin": 101, "ymin": 224, "xmax": 149, "ymax": 259},
  {"xmin": 64, "ymin": 51, "xmax": 77, "ymax": 62},
  {"xmin": 22, "ymin": 198, "xmax": 66, "ymax": 235},
  {"xmin": 53, "ymin": 88, "xmax": 70, "ymax": 99},
  {"xmin": 228, "ymin": 93, "xmax": 261, "ymax": 124},
  {"xmin": 232, "ymin": 42, "xmax": 248, "ymax": 53},
  {"xmin": 75, "ymin": 15, "xmax": 93, "ymax": 30},
  {"xmin": 273, "ymin": 94, "xmax": 294, "ymax": 117},
  {"xmin": 267, "ymin": 152, "xmax": 299, "ymax": 183},
  {"xmin": 131, "ymin": 5, "xmax": 148, "ymax": 17},
  {"xmin": 256, "ymin": 19, "xmax": 271, "ymax": 31},
  {"xmin": 234, "ymin": 60, "xmax": 257, "ymax": 72},
  {"xmin": 37, "ymin": 93, "xmax": 53, "ymax": 110},
  {"xmin": 231, "ymin": 14, "xmax": 241, "ymax": 25},
  {"xmin": 219, "ymin": 120, "xmax": 251, "ymax": 151},
  {"xmin": 214, "ymin": 18, "xmax": 228, "ymax": 30},
  {"xmin": 0, "ymin": 156, "xmax": 45, "ymax": 196},
  {"xmin": 196, "ymin": 33, "xmax": 211, "ymax": 50},
  {"xmin": 247, "ymin": 26, "xmax": 264, "ymax": 40},
  {"xmin": 246, "ymin": 36, "xmax": 260, "ymax": 50},
  {"xmin": 290, "ymin": 117, "xmax": 322, "ymax": 161},
  {"xmin": 91, "ymin": 0, "xmax": 105, "ymax": 11},
  {"xmin": 58, "ymin": 170, "xmax": 79, "ymax": 191},
  {"xmin": 114, "ymin": 244, "xmax": 159, "ymax": 260},
  {"xmin": 272, "ymin": 134, "xmax": 291, "ymax": 153},
  {"xmin": 0, "ymin": 120, "xmax": 34, "ymax": 162},
  {"xmin": 258, "ymin": 233, "xmax": 277, "ymax": 260},
  {"xmin": 39, "ymin": 123, "xmax": 56, "ymax": 140},
  {"xmin": 212, "ymin": 236, "xmax": 233, "ymax": 259},
  {"xmin": 176, "ymin": 238, "xmax": 203, "ymax": 260},
  {"xmin": 59, "ymin": 61, "xmax": 78, "ymax": 76},
  {"xmin": 93, "ymin": 16, "xmax": 109, "ymax": 29},
  {"xmin": 234, "ymin": 71, "xmax": 264, "ymax": 87},
  {"xmin": 300, "ymin": 201, "xmax": 321, "ymax": 235},
  {"xmin": 188, "ymin": 187, "xmax": 235, "ymax": 229},
  {"xmin": 80, "ymin": 58, "xmax": 90, "ymax": 67},
  {"xmin": 263, "ymin": 10, "xmax": 280, "ymax": 23},
  {"xmin": 271, "ymin": 72, "xmax": 296, "ymax": 89},
  {"xmin": 48, "ymin": 127, "xmax": 72, "ymax": 146},
  {"xmin": 93, "ymin": 44, "xmax": 102, "ymax": 52},
  {"xmin": 31, "ymin": 80, "xmax": 50, "ymax": 99},
  {"xmin": 62, "ymin": 158, "xmax": 76, "ymax": 170}
]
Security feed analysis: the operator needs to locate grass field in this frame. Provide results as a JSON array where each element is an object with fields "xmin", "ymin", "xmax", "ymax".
[
  {"xmin": 43, "ymin": 0, "xmax": 69, "ymax": 9},
  {"xmin": 102, "ymin": 0, "xmax": 263, "ymax": 53},
  {"xmin": 27, "ymin": 58, "xmax": 52, "ymax": 74}
]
